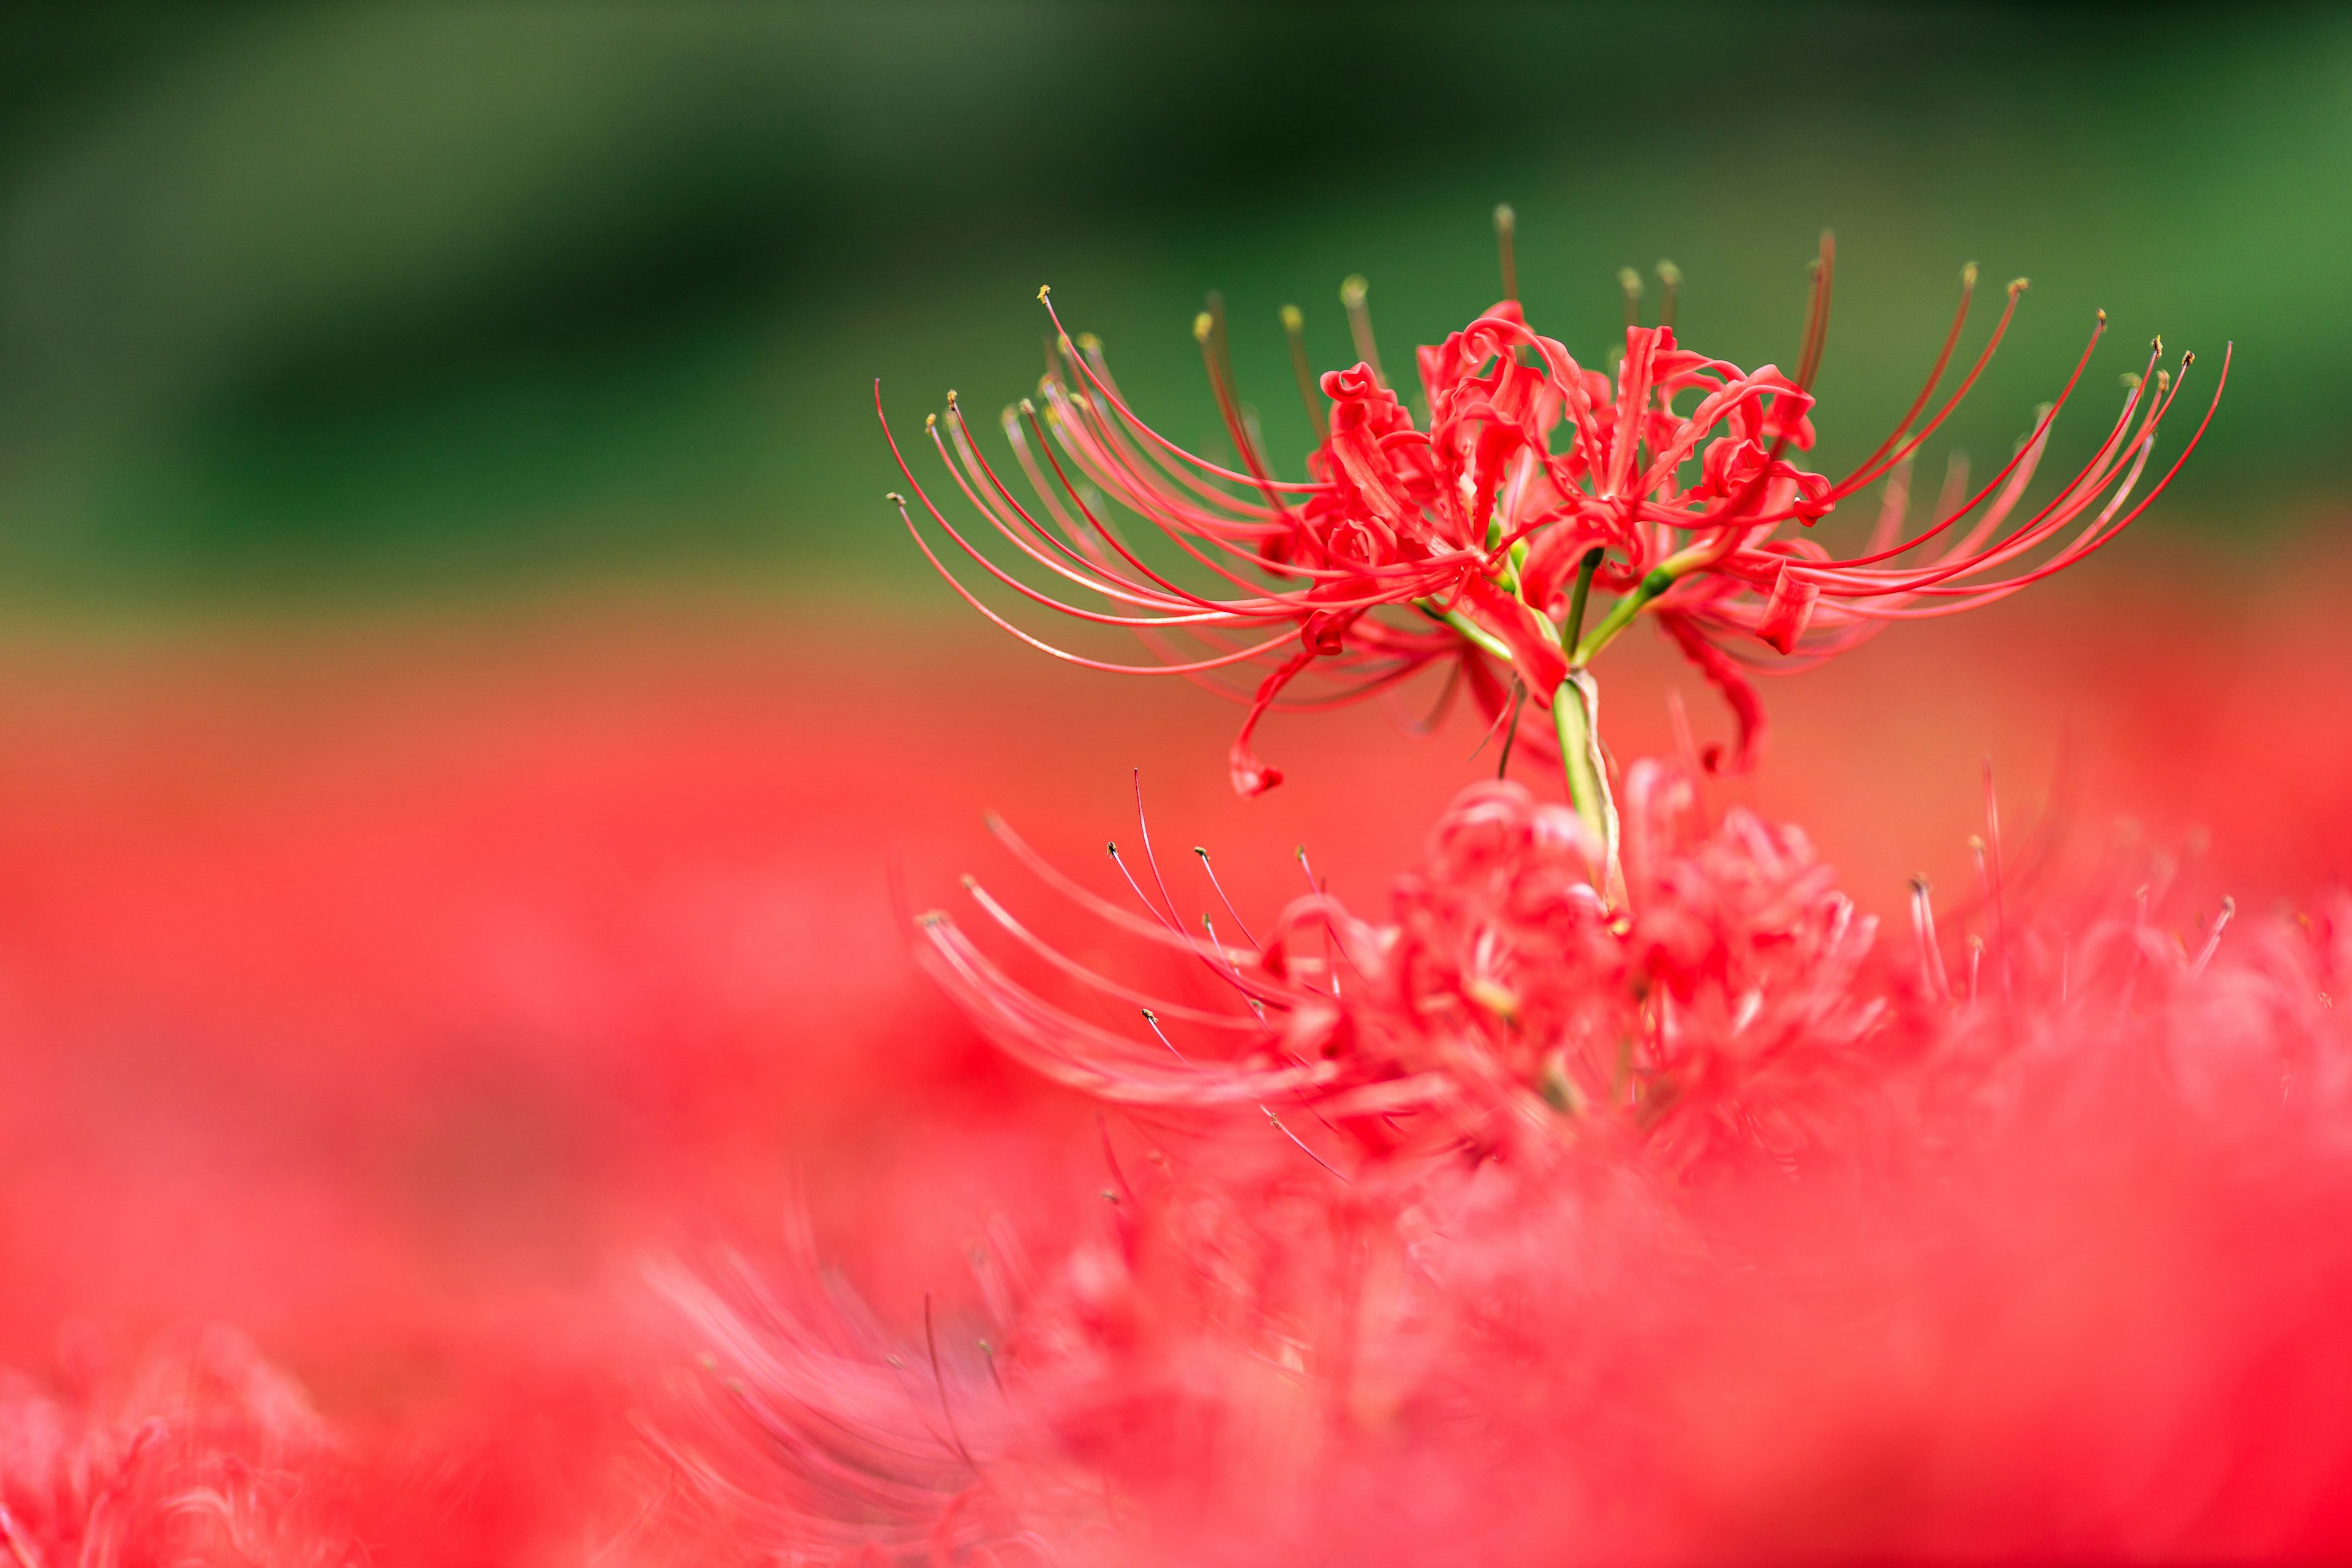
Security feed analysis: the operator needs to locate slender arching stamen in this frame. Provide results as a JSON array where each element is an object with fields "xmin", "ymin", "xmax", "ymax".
[
  {"xmin": 1828, "ymin": 274, "xmax": 2023, "ymax": 502},
  {"xmin": 1028, "ymin": 395, "xmax": 1466, "ymax": 612},
  {"xmin": 1795, "ymin": 230, "xmax": 1835, "ymax": 390},
  {"xmin": 1196, "ymin": 292, "xmax": 1293, "ymax": 517},
  {"xmin": 1825, "ymin": 339, "xmax": 2171, "ymax": 595},
  {"xmin": 1810, "ymin": 309, "xmax": 2107, "ymax": 570},
  {"xmin": 916, "ymin": 919, "xmax": 1327, "ymax": 1104},
  {"xmin": 1040, "ymin": 372, "xmax": 1309, "ymax": 549},
  {"xmin": 1036, "ymin": 288, "xmax": 1321, "ymax": 494},
  {"xmin": 1705, "ymin": 231, "xmax": 1837, "ymax": 540},
  {"xmin": 1655, "ymin": 260, "xmax": 1681, "ymax": 330},
  {"xmin": 1811, "ymin": 344, "xmax": 2227, "ymax": 603},
  {"xmin": 961, "ymin": 876, "xmax": 1267, "ymax": 1030},
  {"xmin": 987, "ymin": 812, "xmax": 1250, "ymax": 959},
  {"xmin": 1494, "ymin": 203, "xmax": 1519, "ymax": 302},
  {"xmin": 890, "ymin": 493, "xmax": 1300, "ymax": 672},
  {"xmin": 952, "ymin": 396, "xmax": 1290, "ymax": 620},
  {"xmin": 1340, "ymin": 274, "xmax": 1387, "ymax": 389},
  {"xmin": 1865, "ymin": 454, "xmax": 1914, "ymax": 555},
  {"xmin": 1837, "ymin": 434, "xmax": 2154, "ymax": 618},
  {"xmin": 1193, "ymin": 846, "xmax": 1265, "ymax": 953},
  {"xmin": 1833, "ymin": 263, "xmax": 1978, "ymax": 495},
  {"xmin": 1044, "ymin": 348, "xmax": 1300, "ymax": 531},
  {"xmin": 1017, "ymin": 398, "xmax": 1289, "ymax": 613},
  {"xmin": 932, "ymin": 405, "xmax": 1213, "ymax": 617},
  {"xmin": 1107, "ymin": 809, "xmax": 1292, "ymax": 1009},
  {"xmin": 1281, "ymin": 304, "xmax": 1327, "ymax": 442},
  {"xmin": 886, "ymin": 392, "xmax": 1265, "ymax": 629},
  {"xmin": 1618, "ymin": 267, "xmax": 1643, "ymax": 331}
]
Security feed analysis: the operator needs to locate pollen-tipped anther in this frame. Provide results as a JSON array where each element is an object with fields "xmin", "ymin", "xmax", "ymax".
[
  {"xmin": 888, "ymin": 220, "xmax": 2223, "ymax": 807},
  {"xmin": 1036, "ymin": 284, "xmax": 1050, "ymax": 301},
  {"xmin": 1618, "ymin": 267, "xmax": 1643, "ymax": 329}
]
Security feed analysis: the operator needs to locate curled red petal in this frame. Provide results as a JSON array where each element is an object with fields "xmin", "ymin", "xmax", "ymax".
[{"xmin": 1756, "ymin": 562, "xmax": 1822, "ymax": 654}]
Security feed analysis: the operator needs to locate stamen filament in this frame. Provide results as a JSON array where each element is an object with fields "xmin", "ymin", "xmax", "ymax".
[{"xmin": 1280, "ymin": 304, "xmax": 1327, "ymax": 441}]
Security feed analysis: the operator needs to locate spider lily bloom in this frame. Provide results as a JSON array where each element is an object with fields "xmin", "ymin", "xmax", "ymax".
[
  {"xmin": 880, "ymin": 230, "xmax": 2228, "ymax": 849},
  {"xmin": 914, "ymin": 766, "xmax": 1887, "ymax": 1171}
]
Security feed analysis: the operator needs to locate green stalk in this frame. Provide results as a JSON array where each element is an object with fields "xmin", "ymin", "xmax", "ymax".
[
  {"xmin": 1551, "ymin": 669, "xmax": 1622, "ymax": 901},
  {"xmin": 1561, "ymin": 546, "xmax": 1604, "ymax": 654},
  {"xmin": 1571, "ymin": 565, "xmax": 1675, "ymax": 666}
]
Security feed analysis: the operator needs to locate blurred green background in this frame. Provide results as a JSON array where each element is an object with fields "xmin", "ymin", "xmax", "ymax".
[{"xmin": 0, "ymin": 3, "xmax": 2343, "ymax": 613}]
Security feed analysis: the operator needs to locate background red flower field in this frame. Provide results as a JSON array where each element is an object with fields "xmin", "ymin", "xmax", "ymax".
[{"xmin": 0, "ymin": 529, "xmax": 2346, "ymax": 1558}]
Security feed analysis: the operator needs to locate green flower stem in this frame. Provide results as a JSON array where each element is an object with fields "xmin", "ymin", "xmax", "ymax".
[
  {"xmin": 1551, "ymin": 669, "xmax": 1623, "ymax": 899},
  {"xmin": 1432, "ymin": 605, "xmax": 1513, "ymax": 662},
  {"xmin": 1561, "ymin": 546, "xmax": 1604, "ymax": 653},
  {"xmin": 1571, "ymin": 565, "xmax": 1674, "ymax": 666}
]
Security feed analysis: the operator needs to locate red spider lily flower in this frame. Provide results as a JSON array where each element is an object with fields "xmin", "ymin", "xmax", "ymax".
[
  {"xmin": 913, "ymin": 764, "xmax": 1890, "ymax": 1171},
  {"xmin": 880, "ymin": 223, "xmax": 2229, "ymax": 835}
]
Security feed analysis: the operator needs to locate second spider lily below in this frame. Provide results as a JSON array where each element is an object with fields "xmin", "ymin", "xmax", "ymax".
[{"xmin": 881, "ymin": 224, "xmax": 2228, "ymax": 885}]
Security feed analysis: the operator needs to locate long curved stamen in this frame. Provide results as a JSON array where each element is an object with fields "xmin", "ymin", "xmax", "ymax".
[
  {"xmin": 1196, "ymin": 292, "xmax": 1292, "ymax": 516},
  {"xmin": 1281, "ymin": 304, "xmax": 1327, "ymax": 442},
  {"xmin": 895, "ymin": 233, "xmax": 2221, "ymax": 804}
]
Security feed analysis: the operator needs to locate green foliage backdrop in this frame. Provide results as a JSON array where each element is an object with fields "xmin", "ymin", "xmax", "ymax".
[{"xmin": 0, "ymin": 4, "xmax": 2343, "ymax": 606}]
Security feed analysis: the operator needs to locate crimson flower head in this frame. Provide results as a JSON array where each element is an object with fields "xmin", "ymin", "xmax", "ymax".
[
  {"xmin": 917, "ymin": 764, "xmax": 1885, "ymax": 1170},
  {"xmin": 883, "ymin": 219, "xmax": 2226, "ymax": 816}
]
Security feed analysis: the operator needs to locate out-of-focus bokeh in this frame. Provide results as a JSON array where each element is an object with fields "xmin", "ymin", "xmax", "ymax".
[{"xmin": 0, "ymin": 4, "xmax": 2343, "ymax": 607}]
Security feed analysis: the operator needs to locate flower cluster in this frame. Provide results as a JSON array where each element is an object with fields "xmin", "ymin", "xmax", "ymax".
[
  {"xmin": 919, "ymin": 764, "xmax": 1891, "ymax": 1171},
  {"xmin": 679, "ymin": 777, "xmax": 2352, "ymax": 1563},
  {"xmin": 884, "ymin": 230, "xmax": 2226, "ymax": 802},
  {"xmin": 625, "ymin": 218, "xmax": 2342, "ymax": 1568}
]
